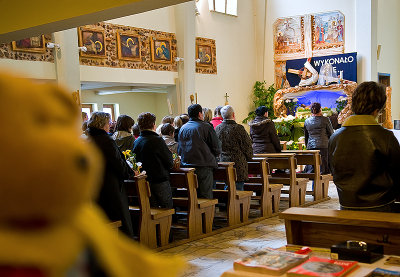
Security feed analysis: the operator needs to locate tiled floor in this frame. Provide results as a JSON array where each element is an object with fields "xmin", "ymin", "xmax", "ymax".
[{"xmin": 161, "ymin": 182, "xmax": 340, "ymax": 277}]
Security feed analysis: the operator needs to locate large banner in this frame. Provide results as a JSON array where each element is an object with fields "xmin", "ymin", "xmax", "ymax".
[{"xmin": 285, "ymin": 52, "xmax": 357, "ymax": 87}]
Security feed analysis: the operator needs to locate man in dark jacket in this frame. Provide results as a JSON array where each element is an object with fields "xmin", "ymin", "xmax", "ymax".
[
  {"xmin": 133, "ymin": 112, "xmax": 174, "ymax": 208},
  {"xmin": 329, "ymin": 81, "xmax": 400, "ymax": 212},
  {"xmin": 178, "ymin": 104, "xmax": 221, "ymax": 199},
  {"xmin": 87, "ymin": 112, "xmax": 135, "ymax": 238}
]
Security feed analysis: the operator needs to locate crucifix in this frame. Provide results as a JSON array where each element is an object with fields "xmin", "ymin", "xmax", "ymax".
[{"xmin": 224, "ymin": 92, "xmax": 229, "ymax": 105}]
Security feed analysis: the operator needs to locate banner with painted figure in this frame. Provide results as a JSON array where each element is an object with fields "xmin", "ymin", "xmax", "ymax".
[
  {"xmin": 286, "ymin": 52, "xmax": 357, "ymax": 87},
  {"xmin": 284, "ymin": 52, "xmax": 357, "ymax": 109}
]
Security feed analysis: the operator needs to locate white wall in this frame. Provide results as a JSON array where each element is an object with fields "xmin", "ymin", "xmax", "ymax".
[
  {"xmin": 377, "ymin": 0, "xmax": 400, "ymax": 120},
  {"xmin": 264, "ymin": 0, "xmax": 358, "ymax": 85},
  {"xmin": 81, "ymin": 90, "xmax": 169, "ymax": 125},
  {"xmin": 195, "ymin": 0, "xmax": 263, "ymax": 124},
  {"xmin": 0, "ymin": 59, "xmax": 56, "ymax": 81}
]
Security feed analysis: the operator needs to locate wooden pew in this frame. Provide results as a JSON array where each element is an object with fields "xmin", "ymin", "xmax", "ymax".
[
  {"xmin": 283, "ymin": 150, "xmax": 332, "ymax": 200},
  {"xmin": 169, "ymin": 168, "xmax": 218, "ymax": 238},
  {"xmin": 124, "ymin": 175, "xmax": 175, "ymax": 248},
  {"xmin": 280, "ymin": 207, "xmax": 400, "ymax": 255},
  {"xmin": 213, "ymin": 162, "xmax": 253, "ymax": 226},
  {"xmin": 244, "ymin": 158, "xmax": 283, "ymax": 216},
  {"xmin": 254, "ymin": 153, "xmax": 308, "ymax": 207}
]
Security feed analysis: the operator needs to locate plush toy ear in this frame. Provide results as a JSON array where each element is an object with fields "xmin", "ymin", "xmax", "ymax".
[{"xmin": 0, "ymin": 72, "xmax": 103, "ymax": 224}]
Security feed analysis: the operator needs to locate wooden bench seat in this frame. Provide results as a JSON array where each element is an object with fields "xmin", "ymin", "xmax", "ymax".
[
  {"xmin": 213, "ymin": 162, "xmax": 253, "ymax": 226},
  {"xmin": 245, "ymin": 158, "xmax": 282, "ymax": 216},
  {"xmin": 282, "ymin": 150, "xmax": 331, "ymax": 201},
  {"xmin": 254, "ymin": 153, "xmax": 308, "ymax": 207},
  {"xmin": 169, "ymin": 168, "xmax": 218, "ymax": 238},
  {"xmin": 280, "ymin": 207, "xmax": 400, "ymax": 255},
  {"xmin": 124, "ymin": 175, "xmax": 175, "ymax": 248}
]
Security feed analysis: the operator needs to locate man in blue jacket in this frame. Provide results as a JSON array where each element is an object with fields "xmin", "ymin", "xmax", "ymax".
[{"xmin": 178, "ymin": 104, "xmax": 221, "ymax": 199}]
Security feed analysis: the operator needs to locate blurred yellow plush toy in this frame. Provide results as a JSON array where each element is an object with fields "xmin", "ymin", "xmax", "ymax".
[{"xmin": 0, "ymin": 72, "xmax": 184, "ymax": 277}]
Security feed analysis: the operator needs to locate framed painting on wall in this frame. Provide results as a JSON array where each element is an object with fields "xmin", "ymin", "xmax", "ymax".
[
  {"xmin": 196, "ymin": 43, "xmax": 213, "ymax": 67},
  {"xmin": 116, "ymin": 32, "xmax": 141, "ymax": 61},
  {"xmin": 150, "ymin": 37, "xmax": 172, "ymax": 63},
  {"xmin": 12, "ymin": 35, "xmax": 46, "ymax": 53},
  {"xmin": 312, "ymin": 11, "xmax": 344, "ymax": 50},
  {"xmin": 273, "ymin": 16, "xmax": 304, "ymax": 55},
  {"xmin": 78, "ymin": 27, "xmax": 106, "ymax": 58}
]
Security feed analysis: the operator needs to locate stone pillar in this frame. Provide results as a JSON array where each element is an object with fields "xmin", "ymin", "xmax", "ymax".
[
  {"xmin": 356, "ymin": 0, "xmax": 378, "ymax": 82},
  {"xmin": 174, "ymin": 1, "xmax": 196, "ymax": 113},
  {"xmin": 53, "ymin": 28, "xmax": 81, "ymax": 92}
]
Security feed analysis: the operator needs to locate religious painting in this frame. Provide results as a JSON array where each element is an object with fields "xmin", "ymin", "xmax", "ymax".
[
  {"xmin": 116, "ymin": 32, "xmax": 141, "ymax": 61},
  {"xmin": 312, "ymin": 11, "xmax": 344, "ymax": 50},
  {"xmin": 12, "ymin": 35, "xmax": 46, "ymax": 53},
  {"xmin": 150, "ymin": 37, "xmax": 172, "ymax": 63},
  {"xmin": 273, "ymin": 16, "xmax": 304, "ymax": 55},
  {"xmin": 196, "ymin": 43, "xmax": 213, "ymax": 67},
  {"xmin": 78, "ymin": 27, "xmax": 106, "ymax": 58}
]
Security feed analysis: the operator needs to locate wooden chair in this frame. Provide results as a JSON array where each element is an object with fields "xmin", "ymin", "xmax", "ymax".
[
  {"xmin": 280, "ymin": 207, "xmax": 400, "ymax": 255},
  {"xmin": 169, "ymin": 168, "xmax": 218, "ymax": 238},
  {"xmin": 124, "ymin": 175, "xmax": 175, "ymax": 248},
  {"xmin": 245, "ymin": 158, "xmax": 282, "ymax": 216},
  {"xmin": 213, "ymin": 162, "xmax": 253, "ymax": 225},
  {"xmin": 254, "ymin": 153, "xmax": 308, "ymax": 207}
]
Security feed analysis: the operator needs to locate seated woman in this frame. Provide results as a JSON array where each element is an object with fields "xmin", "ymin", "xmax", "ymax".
[
  {"xmin": 112, "ymin": 114, "xmax": 135, "ymax": 152},
  {"xmin": 215, "ymin": 105, "xmax": 253, "ymax": 190},
  {"xmin": 87, "ymin": 112, "xmax": 135, "ymax": 237},
  {"xmin": 304, "ymin": 102, "xmax": 334, "ymax": 174},
  {"xmin": 329, "ymin": 81, "xmax": 400, "ymax": 212},
  {"xmin": 248, "ymin": 106, "xmax": 281, "ymax": 154}
]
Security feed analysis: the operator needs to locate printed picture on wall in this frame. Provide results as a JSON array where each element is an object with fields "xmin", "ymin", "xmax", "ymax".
[
  {"xmin": 117, "ymin": 32, "xmax": 141, "ymax": 61},
  {"xmin": 12, "ymin": 35, "xmax": 46, "ymax": 53},
  {"xmin": 196, "ymin": 43, "xmax": 213, "ymax": 67},
  {"xmin": 312, "ymin": 11, "xmax": 344, "ymax": 50},
  {"xmin": 78, "ymin": 27, "xmax": 106, "ymax": 58},
  {"xmin": 150, "ymin": 37, "xmax": 172, "ymax": 63},
  {"xmin": 273, "ymin": 16, "xmax": 304, "ymax": 55}
]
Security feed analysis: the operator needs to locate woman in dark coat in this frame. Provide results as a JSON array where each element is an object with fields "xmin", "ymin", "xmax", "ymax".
[
  {"xmin": 215, "ymin": 105, "xmax": 253, "ymax": 190},
  {"xmin": 87, "ymin": 111, "xmax": 135, "ymax": 238},
  {"xmin": 248, "ymin": 106, "xmax": 281, "ymax": 154},
  {"xmin": 304, "ymin": 102, "xmax": 334, "ymax": 174}
]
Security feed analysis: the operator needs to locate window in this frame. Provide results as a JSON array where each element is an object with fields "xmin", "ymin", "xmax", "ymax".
[
  {"xmin": 103, "ymin": 104, "xmax": 116, "ymax": 122},
  {"xmin": 208, "ymin": 0, "xmax": 237, "ymax": 16},
  {"xmin": 82, "ymin": 104, "xmax": 93, "ymax": 119}
]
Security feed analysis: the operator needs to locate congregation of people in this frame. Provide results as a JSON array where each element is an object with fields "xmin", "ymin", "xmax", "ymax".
[{"xmin": 81, "ymin": 81, "xmax": 400, "ymax": 239}]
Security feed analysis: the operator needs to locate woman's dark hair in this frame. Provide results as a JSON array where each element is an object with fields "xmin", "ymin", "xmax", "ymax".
[
  {"xmin": 255, "ymin": 106, "xmax": 268, "ymax": 117},
  {"xmin": 132, "ymin": 123, "xmax": 140, "ymax": 136},
  {"xmin": 311, "ymin": 102, "xmax": 321, "ymax": 114},
  {"xmin": 137, "ymin": 112, "xmax": 156, "ymax": 131},
  {"xmin": 115, "ymin": 115, "xmax": 134, "ymax": 132},
  {"xmin": 352, "ymin": 81, "xmax": 386, "ymax": 115},
  {"xmin": 161, "ymin": 123, "xmax": 175, "ymax": 136},
  {"xmin": 214, "ymin": 106, "xmax": 222, "ymax": 117},
  {"xmin": 188, "ymin": 104, "xmax": 203, "ymax": 119},
  {"xmin": 180, "ymin": 114, "xmax": 189, "ymax": 124}
]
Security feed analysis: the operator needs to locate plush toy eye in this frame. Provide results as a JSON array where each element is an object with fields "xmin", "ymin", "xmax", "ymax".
[{"xmin": 76, "ymin": 155, "xmax": 89, "ymax": 172}]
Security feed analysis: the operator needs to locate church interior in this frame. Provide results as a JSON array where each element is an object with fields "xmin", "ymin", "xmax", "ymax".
[{"xmin": 1, "ymin": 0, "xmax": 400, "ymax": 276}]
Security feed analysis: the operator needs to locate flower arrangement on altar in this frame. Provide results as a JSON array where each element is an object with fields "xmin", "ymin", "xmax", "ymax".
[
  {"xmin": 122, "ymin": 150, "xmax": 142, "ymax": 172},
  {"xmin": 336, "ymin": 96, "xmax": 347, "ymax": 114},
  {"xmin": 286, "ymin": 140, "xmax": 300, "ymax": 150},
  {"xmin": 273, "ymin": 115, "xmax": 305, "ymax": 140}
]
